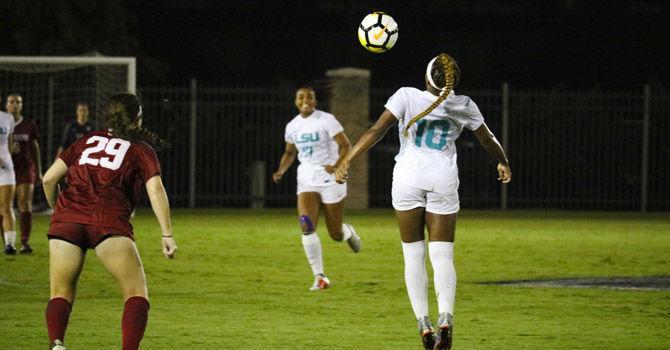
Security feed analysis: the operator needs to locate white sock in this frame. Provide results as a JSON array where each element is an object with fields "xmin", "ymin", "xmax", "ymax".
[
  {"xmin": 429, "ymin": 241, "xmax": 457, "ymax": 315},
  {"xmin": 4, "ymin": 231, "xmax": 16, "ymax": 247},
  {"xmin": 302, "ymin": 232, "xmax": 324, "ymax": 276},
  {"xmin": 402, "ymin": 240, "xmax": 429, "ymax": 319},
  {"xmin": 341, "ymin": 223, "xmax": 353, "ymax": 241}
]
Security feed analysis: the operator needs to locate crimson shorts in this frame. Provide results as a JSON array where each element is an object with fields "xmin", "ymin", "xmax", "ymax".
[
  {"xmin": 48, "ymin": 222, "xmax": 134, "ymax": 249},
  {"xmin": 14, "ymin": 164, "xmax": 36, "ymax": 184}
]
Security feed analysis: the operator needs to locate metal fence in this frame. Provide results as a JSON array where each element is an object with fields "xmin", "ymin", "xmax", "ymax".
[{"xmin": 139, "ymin": 81, "xmax": 669, "ymax": 211}]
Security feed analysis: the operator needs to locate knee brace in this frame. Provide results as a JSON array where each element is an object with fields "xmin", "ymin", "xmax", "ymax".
[{"xmin": 299, "ymin": 215, "xmax": 315, "ymax": 234}]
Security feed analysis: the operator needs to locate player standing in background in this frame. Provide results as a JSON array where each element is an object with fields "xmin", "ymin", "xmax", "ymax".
[
  {"xmin": 6, "ymin": 93, "xmax": 42, "ymax": 254},
  {"xmin": 335, "ymin": 53, "xmax": 511, "ymax": 349},
  {"xmin": 55, "ymin": 102, "xmax": 93, "ymax": 158},
  {"xmin": 42, "ymin": 93, "xmax": 177, "ymax": 350},
  {"xmin": 0, "ymin": 94, "xmax": 18, "ymax": 255},
  {"xmin": 272, "ymin": 86, "xmax": 361, "ymax": 291}
]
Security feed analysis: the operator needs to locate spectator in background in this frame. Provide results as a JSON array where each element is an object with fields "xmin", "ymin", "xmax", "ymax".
[
  {"xmin": 55, "ymin": 102, "xmax": 93, "ymax": 158},
  {"xmin": 7, "ymin": 93, "xmax": 42, "ymax": 254}
]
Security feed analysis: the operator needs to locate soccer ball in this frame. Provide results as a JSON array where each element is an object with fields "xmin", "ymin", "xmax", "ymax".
[{"xmin": 358, "ymin": 12, "xmax": 398, "ymax": 53}]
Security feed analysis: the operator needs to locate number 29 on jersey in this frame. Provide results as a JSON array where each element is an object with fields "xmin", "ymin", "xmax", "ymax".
[{"xmin": 79, "ymin": 136, "xmax": 131, "ymax": 170}]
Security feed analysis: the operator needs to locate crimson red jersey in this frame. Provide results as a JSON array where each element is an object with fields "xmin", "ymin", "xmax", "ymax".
[
  {"xmin": 11, "ymin": 117, "xmax": 39, "ymax": 169},
  {"xmin": 51, "ymin": 130, "xmax": 162, "ymax": 234}
]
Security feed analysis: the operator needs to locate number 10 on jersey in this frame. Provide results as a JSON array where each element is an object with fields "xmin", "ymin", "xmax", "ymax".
[{"xmin": 414, "ymin": 119, "xmax": 450, "ymax": 150}]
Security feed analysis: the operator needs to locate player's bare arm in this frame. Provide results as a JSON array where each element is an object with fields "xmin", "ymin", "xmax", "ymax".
[
  {"xmin": 9, "ymin": 134, "xmax": 19, "ymax": 154},
  {"xmin": 146, "ymin": 175, "xmax": 177, "ymax": 259},
  {"xmin": 473, "ymin": 123, "xmax": 512, "ymax": 183},
  {"xmin": 325, "ymin": 132, "xmax": 351, "ymax": 174},
  {"xmin": 335, "ymin": 109, "xmax": 396, "ymax": 183},
  {"xmin": 42, "ymin": 159, "xmax": 68, "ymax": 208},
  {"xmin": 33, "ymin": 139, "xmax": 43, "ymax": 180},
  {"xmin": 272, "ymin": 142, "xmax": 298, "ymax": 183}
]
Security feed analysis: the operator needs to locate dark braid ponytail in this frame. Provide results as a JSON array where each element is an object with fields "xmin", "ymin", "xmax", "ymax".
[
  {"xmin": 403, "ymin": 53, "xmax": 460, "ymax": 136},
  {"xmin": 103, "ymin": 93, "xmax": 169, "ymax": 149}
]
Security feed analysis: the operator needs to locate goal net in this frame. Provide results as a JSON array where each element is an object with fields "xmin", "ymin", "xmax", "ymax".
[{"xmin": 0, "ymin": 56, "xmax": 136, "ymax": 161}]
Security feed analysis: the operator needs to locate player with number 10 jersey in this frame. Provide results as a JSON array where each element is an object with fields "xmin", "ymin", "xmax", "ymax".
[
  {"xmin": 386, "ymin": 87, "xmax": 484, "ymax": 199},
  {"xmin": 50, "ymin": 130, "xmax": 161, "ymax": 235},
  {"xmin": 335, "ymin": 53, "xmax": 511, "ymax": 349}
]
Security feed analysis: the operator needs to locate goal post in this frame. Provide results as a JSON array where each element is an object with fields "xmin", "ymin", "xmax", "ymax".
[{"xmin": 0, "ymin": 55, "xmax": 136, "ymax": 161}]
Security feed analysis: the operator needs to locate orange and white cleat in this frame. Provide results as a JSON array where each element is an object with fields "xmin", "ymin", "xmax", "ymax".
[{"xmin": 309, "ymin": 274, "xmax": 331, "ymax": 291}]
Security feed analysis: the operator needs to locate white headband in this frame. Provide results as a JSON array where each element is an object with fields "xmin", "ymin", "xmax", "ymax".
[{"xmin": 425, "ymin": 56, "xmax": 443, "ymax": 91}]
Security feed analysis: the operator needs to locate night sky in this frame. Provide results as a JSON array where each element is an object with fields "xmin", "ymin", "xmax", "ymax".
[{"xmin": 3, "ymin": 0, "xmax": 669, "ymax": 91}]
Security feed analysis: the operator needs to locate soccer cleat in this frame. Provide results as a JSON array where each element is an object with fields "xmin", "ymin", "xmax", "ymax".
[
  {"xmin": 309, "ymin": 274, "xmax": 330, "ymax": 291},
  {"xmin": 20, "ymin": 243, "xmax": 33, "ymax": 254},
  {"xmin": 4, "ymin": 245, "xmax": 16, "ymax": 255},
  {"xmin": 51, "ymin": 339, "xmax": 66, "ymax": 350},
  {"xmin": 417, "ymin": 316, "xmax": 436, "ymax": 350},
  {"xmin": 433, "ymin": 312, "xmax": 454, "ymax": 350},
  {"xmin": 342, "ymin": 223, "xmax": 361, "ymax": 253}
]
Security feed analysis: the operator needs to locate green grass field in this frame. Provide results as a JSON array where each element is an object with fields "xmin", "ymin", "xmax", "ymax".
[{"xmin": 1, "ymin": 209, "xmax": 669, "ymax": 349}]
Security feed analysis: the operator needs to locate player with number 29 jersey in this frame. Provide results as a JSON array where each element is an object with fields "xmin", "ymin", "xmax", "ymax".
[
  {"xmin": 51, "ymin": 130, "xmax": 161, "ymax": 235},
  {"xmin": 385, "ymin": 87, "xmax": 484, "ymax": 195}
]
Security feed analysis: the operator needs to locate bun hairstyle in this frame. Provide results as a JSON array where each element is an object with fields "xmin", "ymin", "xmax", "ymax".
[
  {"xmin": 403, "ymin": 53, "xmax": 460, "ymax": 136},
  {"xmin": 103, "ymin": 93, "xmax": 169, "ymax": 149}
]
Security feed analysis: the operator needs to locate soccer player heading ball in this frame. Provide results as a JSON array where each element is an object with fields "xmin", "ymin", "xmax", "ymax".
[
  {"xmin": 335, "ymin": 53, "xmax": 512, "ymax": 349},
  {"xmin": 42, "ymin": 93, "xmax": 177, "ymax": 350},
  {"xmin": 273, "ymin": 86, "xmax": 361, "ymax": 291}
]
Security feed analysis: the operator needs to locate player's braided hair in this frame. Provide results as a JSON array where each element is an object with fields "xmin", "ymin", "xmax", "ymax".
[
  {"xmin": 403, "ymin": 53, "xmax": 460, "ymax": 136},
  {"xmin": 103, "ymin": 93, "xmax": 169, "ymax": 149}
]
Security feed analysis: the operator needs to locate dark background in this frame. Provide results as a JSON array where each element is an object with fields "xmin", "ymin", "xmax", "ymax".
[{"xmin": 1, "ymin": 0, "xmax": 668, "ymax": 90}]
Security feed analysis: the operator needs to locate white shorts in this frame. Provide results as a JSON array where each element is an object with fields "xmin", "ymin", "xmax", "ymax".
[
  {"xmin": 0, "ymin": 166, "xmax": 15, "ymax": 186},
  {"xmin": 297, "ymin": 181, "xmax": 347, "ymax": 204},
  {"xmin": 391, "ymin": 181, "xmax": 459, "ymax": 215}
]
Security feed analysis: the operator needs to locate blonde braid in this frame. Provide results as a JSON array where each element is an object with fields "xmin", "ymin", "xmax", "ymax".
[{"xmin": 403, "ymin": 54, "xmax": 457, "ymax": 136}]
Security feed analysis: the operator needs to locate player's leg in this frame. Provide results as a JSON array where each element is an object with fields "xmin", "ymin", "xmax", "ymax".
[
  {"xmin": 95, "ymin": 235, "xmax": 149, "ymax": 350},
  {"xmin": 322, "ymin": 199, "xmax": 344, "ymax": 241},
  {"xmin": 47, "ymin": 239, "xmax": 86, "ymax": 348},
  {"xmin": 320, "ymin": 183, "xmax": 361, "ymax": 252},
  {"xmin": 396, "ymin": 207, "xmax": 435, "ymax": 349},
  {"xmin": 425, "ymin": 191, "xmax": 459, "ymax": 350},
  {"xmin": 392, "ymin": 181, "xmax": 435, "ymax": 349},
  {"xmin": 0, "ymin": 184, "xmax": 17, "ymax": 254},
  {"xmin": 16, "ymin": 183, "xmax": 35, "ymax": 253},
  {"xmin": 298, "ymin": 191, "xmax": 329, "ymax": 290}
]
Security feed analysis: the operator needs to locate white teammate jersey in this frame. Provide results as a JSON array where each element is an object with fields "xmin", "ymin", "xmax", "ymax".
[
  {"xmin": 0, "ymin": 111, "xmax": 15, "ymax": 169},
  {"xmin": 385, "ymin": 87, "xmax": 484, "ymax": 194},
  {"xmin": 284, "ymin": 109, "xmax": 344, "ymax": 186}
]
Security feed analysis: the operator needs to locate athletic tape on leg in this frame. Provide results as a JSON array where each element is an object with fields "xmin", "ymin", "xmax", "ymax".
[{"xmin": 299, "ymin": 215, "xmax": 315, "ymax": 234}]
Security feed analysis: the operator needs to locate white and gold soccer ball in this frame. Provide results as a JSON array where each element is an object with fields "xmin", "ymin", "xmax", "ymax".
[{"xmin": 357, "ymin": 12, "xmax": 398, "ymax": 53}]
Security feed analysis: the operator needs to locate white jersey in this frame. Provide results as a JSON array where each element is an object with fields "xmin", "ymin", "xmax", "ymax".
[
  {"xmin": 385, "ymin": 87, "xmax": 484, "ymax": 194},
  {"xmin": 284, "ymin": 109, "xmax": 344, "ymax": 186},
  {"xmin": 0, "ymin": 111, "xmax": 15, "ymax": 169}
]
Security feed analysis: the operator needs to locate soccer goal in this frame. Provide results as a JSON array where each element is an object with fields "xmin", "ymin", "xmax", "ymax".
[{"xmin": 0, "ymin": 55, "xmax": 136, "ymax": 160}]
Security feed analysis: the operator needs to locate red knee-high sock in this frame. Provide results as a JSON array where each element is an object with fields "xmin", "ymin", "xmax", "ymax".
[
  {"xmin": 46, "ymin": 297, "xmax": 72, "ymax": 343},
  {"xmin": 122, "ymin": 296, "xmax": 150, "ymax": 350},
  {"xmin": 20, "ymin": 212, "xmax": 32, "ymax": 244}
]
